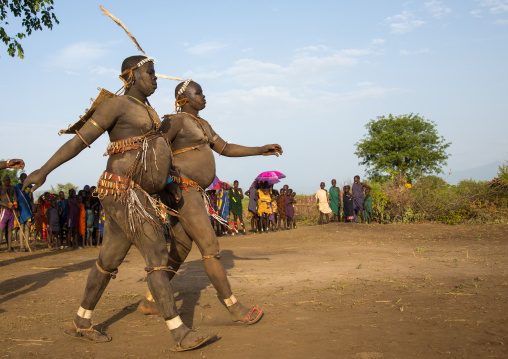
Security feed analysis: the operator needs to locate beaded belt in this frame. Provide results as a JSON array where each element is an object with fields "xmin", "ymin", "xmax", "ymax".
[
  {"xmin": 169, "ymin": 175, "xmax": 204, "ymax": 193},
  {"xmin": 104, "ymin": 131, "xmax": 163, "ymax": 156},
  {"xmin": 95, "ymin": 171, "xmax": 141, "ymax": 199}
]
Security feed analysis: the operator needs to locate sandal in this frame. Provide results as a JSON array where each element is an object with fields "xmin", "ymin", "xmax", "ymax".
[
  {"xmin": 64, "ymin": 320, "xmax": 111, "ymax": 343},
  {"xmin": 235, "ymin": 306, "xmax": 264, "ymax": 325},
  {"xmin": 170, "ymin": 328, "xmax": 217, "ymax": 352}
]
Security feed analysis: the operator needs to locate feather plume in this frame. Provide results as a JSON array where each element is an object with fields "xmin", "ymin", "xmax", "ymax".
[
  {"xmin": 100, "ymin": 5, "xmax": 146, "ymax": 56},
  {"xmin": 155, "ymin": 74, "xmax": 185, "ymax": 81}
]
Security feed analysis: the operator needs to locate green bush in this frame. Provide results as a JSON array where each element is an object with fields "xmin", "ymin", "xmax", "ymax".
[{"xmin": 365, "ymin": 167, "xmax": 508, "ymax": 224}]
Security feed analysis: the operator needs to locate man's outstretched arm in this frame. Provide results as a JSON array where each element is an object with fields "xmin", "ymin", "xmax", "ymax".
[
  {"xmin": 207, "ymin": 124, "xmax": 283, "ymax": 157},
  {"xmin": 0, "ymin": 159, "xmax": 25, "ymax": 170},
  {"xmin": 23, "ymin": 100, "xmax": 119, "ymax": 192}
]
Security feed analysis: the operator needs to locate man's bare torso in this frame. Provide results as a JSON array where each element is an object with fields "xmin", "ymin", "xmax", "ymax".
[
  {"xmin": 163, "ymin": 113, "xmax": 217, "ymax": 189},
  {"xmin": 102, "ymin": 96, "xmax": 171, "ymax": 194}
]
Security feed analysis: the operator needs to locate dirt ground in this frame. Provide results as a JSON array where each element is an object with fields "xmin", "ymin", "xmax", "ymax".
[{"xmin": 1, "ymin": 223, "xmax": 507, "ymax": 359}]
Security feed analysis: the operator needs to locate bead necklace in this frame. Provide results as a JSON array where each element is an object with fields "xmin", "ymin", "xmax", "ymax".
[{"xmin": 127, "ymin": 95, "xmax": 160, "ymax": 131}]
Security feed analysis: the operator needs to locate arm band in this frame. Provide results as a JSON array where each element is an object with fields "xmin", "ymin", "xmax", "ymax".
[
  {"xmin": 75, "ymin": 130, "xmax": 91, "ymax": 148},
  {"xmin": 89, "ymin": 118, "xmax": 105, "ymax": 134},
  {"xmin": 219, "ymin": 141, "xmax": 228, "ymax": 156}
]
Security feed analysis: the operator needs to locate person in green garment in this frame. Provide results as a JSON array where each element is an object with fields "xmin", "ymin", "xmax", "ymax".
[
  {"xmin": 229, "ymin": 180, "xmax": 246, "ymax": 234},
  {"xmin": 362, "ymin": 188, "xmax": 373, "ymax": 224},
  {"xmin": 329, "ymin": 179, "xmax": 341, "ymax": 222}
]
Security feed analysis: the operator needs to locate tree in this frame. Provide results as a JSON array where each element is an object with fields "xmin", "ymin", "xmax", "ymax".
[
  {"xmin": 0, "ymin": 159, "xmax": 23, "ymax": 184},
  {"xmin": 1, "ymin": 0, "xmax": 59, "ymax": 59},
  {"xmin": 49, "ymin": 182, "xmax": 78, "ymax": 195},
  {"xmin": 355, "ymin": 113, "xmax": 451, "ymax": 182}
]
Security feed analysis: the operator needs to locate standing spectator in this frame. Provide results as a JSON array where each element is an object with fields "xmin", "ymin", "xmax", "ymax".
[
  {"xmin": 229, "ymin": 180, "xmax": 246, "ymax": 234},
  {"xmin": 90, "ymin": 186, "xmax": 100, "ymax": 245},
  {"xmin": 352, "ymin": 175, "xmax": 371, "ymax": 223},
  {"xmin": 286, "ymin": 189, "xmax": 296, "ymax": 229},
  {"xmin": 315, "ymin": 182, "xmax": 332, "ymax": 224},
  {"xmin": 257, "ymin": 182, "xmax": 272, "ymax": 233},
  {"xmin": 329, "ymin": 179, "xmax": 341, "ymax": 223},
  {"xmin": 217, "ymin": 182, "xmax": 230, "ymax": 235},
  {"xmin": 40, "ymin": 192, "xmax": 51, "ymax": 242},
  {"xmin": 15, "ymin": 173, "xmax": 33, "ymax": 251},
  {"xmin": 46, "ymin": 199, "xmax": 60, "ymax": 249},
  {"xmin": 245, "ymin": 182, "xmax": 259, "ymax": 233},
  {"xmin": 97, "ymin": 204, "xmax": 105, "ymax": 247},
  {"xmin": 34, "ymin": 196, "xmax": 45, "ymax": 242},
  {"xmin": 66, "ymin": 188, "xmax": 80, "ymax": 249},
  {"xmin": 85, "ymin": 200, "xmax": 94, "ymax": 247},
  {"xmin": 77, "ymin": 196, "xmax": 86, "ymax": 249},
  {"xmin": 343, "ymin": 185, "xmax": 355, "ymax": 223},
  {"xmin": 0, "ymin": 174, "xmax": 17, "ymax": 251},
  {"xmin": 269, "ymin": 188, "xmax": 278, "ymax": 231},
  {"xmin": 277, "ymin": 189, "xmax": 286, "ymax": 230},
  {"xmin": 362, "ymin": 188, "xmax": 373, "ymax": 224},
  {"xmin": 57, "ymin": 191, "xmax": 68, "ymax": 247}
]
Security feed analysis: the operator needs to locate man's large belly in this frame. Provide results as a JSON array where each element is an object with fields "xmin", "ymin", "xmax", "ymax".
[
  {"xmin": 105, "ymin": 137, "xmax": 172, "ymax": 194},
  {"xmin": 173, "ymin": 147, "xmax": 216, "ymax": 189}
]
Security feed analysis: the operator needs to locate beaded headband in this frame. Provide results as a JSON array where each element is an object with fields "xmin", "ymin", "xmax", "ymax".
[{"xmin": 100, "ymin": 6, "xmax": 183, "ymax": 93}]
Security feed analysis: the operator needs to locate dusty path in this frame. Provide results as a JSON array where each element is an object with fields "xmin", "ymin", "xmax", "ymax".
[{"xmin": 1, "ymin": 223, "xmax": 507, "ymax": 358}]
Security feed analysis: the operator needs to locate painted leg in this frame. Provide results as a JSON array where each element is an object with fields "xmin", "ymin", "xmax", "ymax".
[
  {"xmin": 177, "ymin": 189, "xmax": 263, "ymax": 325},
  {"xmin": 138, "ymin": 220, "xmax": 192, "ymax": 316}
]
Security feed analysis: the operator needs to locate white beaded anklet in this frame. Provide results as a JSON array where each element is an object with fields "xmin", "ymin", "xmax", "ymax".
[
  {"xmin": 166, "ymin": 316, "xmax": 183, "ymax": 330},
  {"xmin": 224, "ymin": 295, "xmax": 238, "ymax": 307},
  {"xmin": 77, "ymin": 306, "xmax": 93, "ymax": 319}
]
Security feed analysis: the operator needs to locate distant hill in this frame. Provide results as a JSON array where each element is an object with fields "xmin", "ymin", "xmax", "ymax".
[{"xmin": 442, "ymin": 160, "xmax": 503, "ymax": 185}]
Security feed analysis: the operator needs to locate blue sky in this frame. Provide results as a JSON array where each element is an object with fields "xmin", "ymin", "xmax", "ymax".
[{"xmin": 1, "ymin": 0, "xmax": 507, "ymax": 194}]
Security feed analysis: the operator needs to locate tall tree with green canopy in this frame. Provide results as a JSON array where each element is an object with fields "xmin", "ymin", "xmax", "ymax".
[
  {"xmin": 354, "ymin": 113, "xmax": 451, "ymax": 182},
  {"xmin": 1, "ymin": 0, "xmax": 59, "ymax": 59}
]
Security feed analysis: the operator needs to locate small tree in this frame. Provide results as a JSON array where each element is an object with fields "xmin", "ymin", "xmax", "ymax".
[
  {"xmin": 0, "ymin": 166, "xmax": 23, "ymax": 185},
  {"xmin": 355, "ymin": 113, "xmax": 451, "ymax": 182},
  {"xmin": 1, "ymin": 0, "xmax": 59, "ymax": 59},
  {"xmin": 49, "ymin": 182, "xmax": 78, "ymax": 195}
]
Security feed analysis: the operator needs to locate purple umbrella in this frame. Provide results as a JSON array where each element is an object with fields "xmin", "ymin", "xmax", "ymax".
[
  {"xmin": 255, "ymin": 171, "xmax": 286, "ymax": 185},
  {"xmin": 207, "ymin": 176, "xmax": 221, "ymax": 190}
]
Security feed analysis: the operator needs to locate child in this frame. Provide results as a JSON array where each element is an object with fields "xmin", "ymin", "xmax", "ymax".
[
  {"xmin": 85, "ymin": 200, "xmax": 94, "ymax": 247},
  {"xmin": 362, "ymin": 188, "xmax": 373, "ymax": 224},
  {"xmin": 46, "ymin": 199, "xmax": 60, "ymax": 249},
  {"xmin": 343, "ymin": 185, "xmax": 355, "ymax": 223}
]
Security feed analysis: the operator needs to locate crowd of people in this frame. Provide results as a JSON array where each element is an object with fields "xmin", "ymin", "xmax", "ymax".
[
  {"xmin": 315, "ymin": 175, "xmax": 372, "ymax": 224},
  {"xmin": 2, "ymin": 161, "xmax": 374, "ymax": 253},
  {"xmin": 205, "ymin": 180, "xmax": 297, "ymax": 235},
  {"xmin": 0, "ymin": 171, "xmax": 104, "ymax": 252}
]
